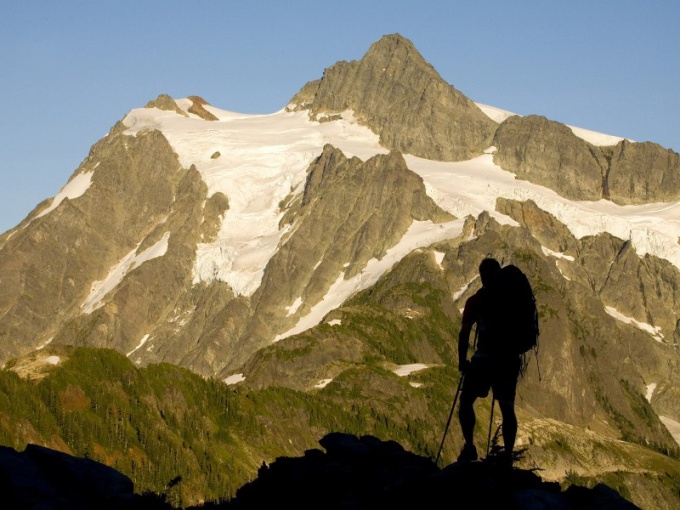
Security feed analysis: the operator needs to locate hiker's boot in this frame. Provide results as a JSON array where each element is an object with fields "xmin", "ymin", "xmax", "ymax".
[
  {"xmin": 488, "ymin": 449, "xmax": 513, "ymax": 470},
  {"xmin": 457, "ymin": 443, "xmax": 478, "ymax": 462}
]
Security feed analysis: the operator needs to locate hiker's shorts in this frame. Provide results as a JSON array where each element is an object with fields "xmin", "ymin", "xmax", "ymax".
[{"xmin": 461, "ymin": 353, "xmax": 521, "ymax": 402}]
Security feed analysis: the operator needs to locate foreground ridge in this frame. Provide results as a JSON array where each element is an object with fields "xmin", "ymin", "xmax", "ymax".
[
  {"xmin": 0, "ymin": 434, "xmax": 640, "ymax": 510},
  {"xmin": 209, "ymin": 433, "xmax": 639, "ymax": 510}
]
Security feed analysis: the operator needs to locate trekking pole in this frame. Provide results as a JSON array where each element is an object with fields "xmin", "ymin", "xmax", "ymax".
[
  {"xmin": 435, "ymin": 374, "xmax": 464, "ymax": 466},
  {"xmin": 486, "ymin": 397, "xmax": 496, "ymax": 458}
]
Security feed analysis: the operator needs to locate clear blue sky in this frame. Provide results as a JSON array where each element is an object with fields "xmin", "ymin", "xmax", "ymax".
[{"xmin": 1, "ymin": 1, "xmax": 678, "ymax": 234}]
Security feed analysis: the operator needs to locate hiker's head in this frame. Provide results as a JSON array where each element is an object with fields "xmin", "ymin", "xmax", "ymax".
[{"xmin": 479, "ymin": 257, "xmax": 501, "ymax": 287}]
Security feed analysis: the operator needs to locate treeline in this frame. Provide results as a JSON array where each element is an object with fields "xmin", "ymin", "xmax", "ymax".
[{"xmin": 0, "ymin": 346, "xmax": 449, "ymax": 506}]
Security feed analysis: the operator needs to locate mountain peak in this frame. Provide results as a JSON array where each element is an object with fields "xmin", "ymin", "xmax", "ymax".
[
  {"xmin": 366, "ymin": 33, "xmax": 420, "ymax": 56},
  {"xmin": 288, "ymin": 34, "xmax": 496, "ymax": 161},
  {"xmin": 363, "ymin": 32, "xmax": 436, "ymax": 75}
]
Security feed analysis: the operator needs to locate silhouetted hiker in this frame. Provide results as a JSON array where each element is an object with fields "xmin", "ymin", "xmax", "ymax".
[{"xmin": 457, "ymin": 257, "xmax": 521, "ymax": 466}]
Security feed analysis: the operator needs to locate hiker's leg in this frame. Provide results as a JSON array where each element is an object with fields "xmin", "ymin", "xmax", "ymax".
[
  {"xmin": 458, "ymin": 391, "xmax": 477, "ymax": 445},
  {"xmin": 490, "ymin": 354, "xmax": 520, "ymax": 458},
  {"xmin": 497, "ymin": 398, "xmax": 517, "ymax": 455},
  {"xmin": 457, "ymin": 390, "xmax": 479, "ymax": 462}
]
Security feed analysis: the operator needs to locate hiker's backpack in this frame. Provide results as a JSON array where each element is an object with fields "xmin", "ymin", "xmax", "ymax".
[{"xmin": 485, "ymin": 264, "xmax": 540, "ymax": 374}]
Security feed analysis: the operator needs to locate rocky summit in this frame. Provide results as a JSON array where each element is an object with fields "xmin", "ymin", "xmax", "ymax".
[{"xmin": 1, "ymin": 34, "xmax": 680, "ymax": 508}]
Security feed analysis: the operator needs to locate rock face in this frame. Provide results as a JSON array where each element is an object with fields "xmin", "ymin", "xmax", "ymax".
[
  {"xmin": 493, "ymin": 115, "xmax": 680, "ymax": 203},
  {"xmin": 493, "ymin": 115, "xmax": 606, "ymax": 200},
  {"xmin": 0, "ymin": 125, "xmax": 197, "ymax": 364},
  {"xmin": 607, "ymin": 140, "xmax": 680, "ymax": 204},
  {"xmin": 288, "ymin": 33, "xmax": 497, "ymax": 161}
]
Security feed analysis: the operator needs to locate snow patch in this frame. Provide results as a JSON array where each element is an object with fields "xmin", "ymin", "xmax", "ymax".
[
  {"xmin": 542, "ymin": 246, "xmax": 574, "ymax": 280},
  {"xmin": 604, "ymin": 306, "xmax": 664, "ymax": 342},
  {"xmin": 127, "ymin": 334, "xmax": 151, "ymax": 357},
  {"xmin": 568, "ymin": 125, "xmax": 627, "ymax": 147},
  {"xmin": 81, "ymin": 232, "xmax": 171, "ymax": 314},
  {"xmin": 223, "ymin": 373, "xmax": 246, "ymax": 385},
  {"xmin": 37, "ymin": 337, "xmax": 53, "ymax": 350},
  {"xmin": 286, "ymin": 297, "xmax": 303, "ymax": 316},
  {"xmin": 433, "ymin": 250, "xmax": 445, "ymax": 269},
  {"xmin": 314, "ymin": 378, "xmax": 333, "ymax": 389},
  {"xmin": 34, "ymin": 171, "xmax": 94, "ymax": 221},
  {"xmin": 453, "ymin": 277, "xmax": 478, "ymax": 301},
  {"xmin": 327, "ymin": 319, "xmax": 342, "ymax": 326},
  {"xmin": 44, "ymin": 356, "xmax": 60, "ymax": 365},
  {"xmin": 392, "ymin": 363, "xmax": 428, "ymax": 377},
  {"xmin": 475, "ymin": 103, "xmax": 516, "ymax": 124},
  {"xmin": 541, "ymin": 246, "xmax": 575, "ymax": 261},
  {"xmin": 645, "ymin": 383, "xmax": 657, "ymax": 402}
]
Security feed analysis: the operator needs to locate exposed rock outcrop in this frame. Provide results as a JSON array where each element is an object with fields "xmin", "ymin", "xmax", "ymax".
[
  {"xmin": 493, "ymin": 115, "xmax": 680, "ymax": 204},
  {"xmin": 145, "ymin": 94, "xmax": 188, "ymax": 117},
  {"xmin": 607, "ymin": 140, "xmax": 680, "ymax": 204},
  {"xmin": 187, "ymin": 95, "xmax": 219, "ymax": 121},
  {"xmin": 288, "ymin": 34, "xmax": 497, "ymax": 161},
  {"xmin": 492, "ymin": 115, "xmax": 606, "ymax": 200}
]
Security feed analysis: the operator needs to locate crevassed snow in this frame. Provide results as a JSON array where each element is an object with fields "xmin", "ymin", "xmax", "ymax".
[
  {"xmin": 120, "ymin": 100, "xmax": 680, "ymax": 341},
  {"xmin": 123, "ymin": 107, "xmax": 385, "ymax": 297},
  {"xmin": 34, "ymin": 171, "xmax": 94, "ymax": 220},
  {"xmin": 605, "ymin": 306, "xmax": 664, "ymax": 342},
  {"xmin": 82, "ymin": 232, "xmax": 171, "ymax": 314}
]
